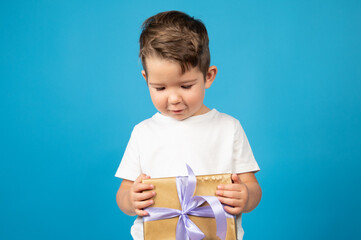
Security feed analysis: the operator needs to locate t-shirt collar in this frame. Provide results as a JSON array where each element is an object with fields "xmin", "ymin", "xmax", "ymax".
[{"xmin": 153, "ymin": 108, "xmax": 217, "ymax": 123}]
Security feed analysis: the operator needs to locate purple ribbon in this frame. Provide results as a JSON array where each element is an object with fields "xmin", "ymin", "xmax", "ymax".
[{"xmin": 144, "ymin": 165, "xmax": 233, "ymax": 240}]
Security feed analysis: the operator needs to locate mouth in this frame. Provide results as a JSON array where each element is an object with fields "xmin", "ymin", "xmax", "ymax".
[{"xmin": 170, "ymin": 109, "xmax": 184, "ymax": 114}]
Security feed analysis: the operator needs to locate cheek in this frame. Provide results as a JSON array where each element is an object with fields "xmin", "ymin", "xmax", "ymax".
[
  {"xmin": 150, "ymin": 92, "xmax": 165, "ymax": 108},
  {"xmin": 186, "ymin": 88, "xmax": 205, "ymax": 105}
]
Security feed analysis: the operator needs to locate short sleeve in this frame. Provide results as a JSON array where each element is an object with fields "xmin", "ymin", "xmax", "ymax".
[
  {"xmin": 115, "ymin": 127, "xmax": 142, "ymax": 181},
  {"xmin": 232, "ymin": 120, "xmax": 260, "ymax": 173}
]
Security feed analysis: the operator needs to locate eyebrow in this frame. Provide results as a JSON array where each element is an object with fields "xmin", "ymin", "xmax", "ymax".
[
  {"xmin": 180, "ymin": 79, "xmax": 197, "ymax": 84},
  {"xmin": 148, "ymin": 79, "xmax": 197, "ymax": 86},
  {"xmin": 148, "ymin": 82, "xmax": 164, "ymax": 86}
]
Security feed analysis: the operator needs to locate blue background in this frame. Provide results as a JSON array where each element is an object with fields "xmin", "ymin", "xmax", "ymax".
[{"xmin": 1, "ymin": 0, "xmax": 360, "ymax": 239}]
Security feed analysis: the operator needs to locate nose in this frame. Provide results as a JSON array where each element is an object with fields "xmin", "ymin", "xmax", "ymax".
[{"xmin": 168, "ymin": 91, "xmax": 182, "ymax": 105}]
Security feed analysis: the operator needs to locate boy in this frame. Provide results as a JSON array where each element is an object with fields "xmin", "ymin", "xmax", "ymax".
[{"xmin": 115, "ymin": 10, "xmax": 262, "ymax": 240}]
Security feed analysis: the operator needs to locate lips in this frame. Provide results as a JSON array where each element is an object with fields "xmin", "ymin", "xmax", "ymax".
[{"xmin": 170, "ymin": 109, "xmax": 184, "ymax": 114}]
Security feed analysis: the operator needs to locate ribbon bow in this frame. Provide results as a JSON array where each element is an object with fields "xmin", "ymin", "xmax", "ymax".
[{"xmin": 144, "ymin": 164, "xmax": 230, "ymax": 240}]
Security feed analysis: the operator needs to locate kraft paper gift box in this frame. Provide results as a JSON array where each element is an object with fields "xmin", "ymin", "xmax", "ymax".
[{"xmin": 142, "ymin": 166, "xmax": 237, "ymax": 240}]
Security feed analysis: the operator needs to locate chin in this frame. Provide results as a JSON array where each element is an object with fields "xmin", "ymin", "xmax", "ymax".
[
  {"xmin": 172, "ymin": 115, "xmax": 187, "ymax": 121},
  {"xmin": 171, "ymin": 113, "xmax": 191, "ymax": 121}
]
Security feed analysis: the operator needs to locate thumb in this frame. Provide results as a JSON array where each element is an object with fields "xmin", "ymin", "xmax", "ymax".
[
  {"xmin": 135, "ymin": 173, "xmax": 150, "ymax": 184},
  {"xmin": 231, "ymin": 173, "xmax": 242, "ymax": 184}
]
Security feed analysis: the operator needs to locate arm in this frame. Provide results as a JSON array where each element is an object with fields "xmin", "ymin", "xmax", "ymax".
[
  {"xmin": 216, "ymin": 172, "xmax": 262, "ymax": 214},
  {"xmin": 116, "ymin": 174, "xmax": 156, "ymax": 216}
]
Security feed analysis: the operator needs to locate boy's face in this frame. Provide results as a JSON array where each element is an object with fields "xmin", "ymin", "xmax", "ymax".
[{"xmin": 142, "ymin": 56, "xmax": 216, "ymax": 121}]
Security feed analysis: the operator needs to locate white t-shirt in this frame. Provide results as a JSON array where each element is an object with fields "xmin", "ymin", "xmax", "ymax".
[{"xmin": 115, "ymin": 109, "xmax": 260, "ymax": 239}]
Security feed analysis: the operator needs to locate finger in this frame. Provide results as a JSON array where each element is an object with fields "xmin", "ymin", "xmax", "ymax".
[
  {"xmin": 216, "ymin": 189, "xmax": 242, "ymax": 199},
  {"xmin": 231, "ymin": 174, "xmax": 242, "ymax": 184},
  {"xmin": 217, "ymin": 183, "xmax": 245, "ymax": 192},
  {"xmin": 133, "ymin": 191, "xmax": 156, "ymax": 201},
  {"xmin": 134, "ymin": 199, "xmax": 154, "ymax": 210},
  {"xmin": 133, "ymin": 182, "xmax": 154, "ymax": 192},
  {"xmin": 134, "ymin": 174, "xmax": 146, "ymax": 184},
  {"xmin": 135, "ymin": 209, "xmax": 149, "ymax": 217},
  {"xmin": 223, "ymin": 205, "xmax": 242, "ymax": 215},
  {"xmin": 135, "ymin": 174, "xmax": 150, "ymax": 184},
  {"xmin": 217, "ymin": 196, "xmax": 243, "ymax": 208}
]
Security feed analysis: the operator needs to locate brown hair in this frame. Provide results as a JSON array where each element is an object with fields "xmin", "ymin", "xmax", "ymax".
[{"xmin": 139, "ymin": 11, "xmax": 210, "ymax": 79}]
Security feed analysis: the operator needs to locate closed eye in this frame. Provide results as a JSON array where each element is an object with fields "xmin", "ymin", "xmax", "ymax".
[
  {"xmin": 181, "ymin": 85, "xmax": 193, "ymax": 89},
  {"xmin": 155, "ymin": 87, "xmax": 165, "ymax": 91}
]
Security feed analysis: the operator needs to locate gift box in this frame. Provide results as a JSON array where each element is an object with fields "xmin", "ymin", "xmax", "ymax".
[{"xmin": 142, "ymin": 165, "xmax": 236, "ymax": 240}]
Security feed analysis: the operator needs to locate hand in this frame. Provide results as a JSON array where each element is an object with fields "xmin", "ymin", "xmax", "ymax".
[
  {"xmin": 215, "ymin": 174, "xmax": 249, "ymax": 215},
  {"xmin": 129, "ymin": 174, "xmax": 156, "ymax": 216}
]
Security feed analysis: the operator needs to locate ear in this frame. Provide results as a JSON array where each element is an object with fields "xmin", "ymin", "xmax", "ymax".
[
  {"xmin": 205, "ymin": 66, "xmax": 217, "ymax": 89},
  {"xmin": 141, "ymin": 70, "xmax": 148, "ymax": 83}
]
